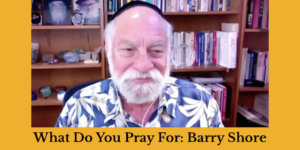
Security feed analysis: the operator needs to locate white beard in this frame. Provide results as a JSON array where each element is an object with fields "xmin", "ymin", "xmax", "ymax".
[
  {"xmin": 108, "ymin": 52, "xmax": 170, "ymax": 104},
  {"xmin": 49, "ymin": 8, "xmax": 67, "ymax": 24},
  {"xmin": 112, "ymin": 68, "xmax": 166, "ymax": 104}
]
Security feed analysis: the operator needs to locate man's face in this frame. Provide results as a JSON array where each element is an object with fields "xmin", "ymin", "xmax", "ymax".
[
  {"xmin": 49, "ymin": 1, "xmax": 66, "ymax": 11},
  {"xmin": 79, "ymin": 0, "xmax": 97, "ymax": 11},
  {"xmin": 110, "ymin": 7, "xmax": 169, "ymax": 104}
]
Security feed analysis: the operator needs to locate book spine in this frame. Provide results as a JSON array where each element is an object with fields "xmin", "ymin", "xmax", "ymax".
[
  {"xmin": 246, "ymin": 0, "xmax": 254, "ymax": 28},
  {"xmin": 227, "ymin": 0, "xmax": 230, "ymax": 11},
  {"xmin": 212, "ymin": 31, "xmax": 217, "ymax": 65},
  {"xmin": 197, "ymin": 32, "xmax": 201, "ymax": 66},
  {"xmin": 252, "ymin": 0, "xmax": 261, "ymax": 28},
  {"xmin": 200, "ymin": 32, "xmax": 205, "ymax": 65},
  {"xmin": 108, "ymin": 0, "xmax": 113, "ymax": 12},
  {"xmin": 262, "ymin": 0, "xmax": 269, "ymax": 29},
  {"xmin": 258, "ymin": 0, "xmax": 264, "ymax": 28},
  {"xmin": 247, "ymin": 51, "xmax": 255, "ymax": 81}
]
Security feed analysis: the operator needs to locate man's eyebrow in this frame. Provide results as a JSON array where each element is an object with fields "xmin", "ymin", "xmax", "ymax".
[
  {"xmin": 117, "ymin": 39, "xmax": 135, "ymax": 46},
  {"xmin": 149, "ymin": 41, "xmax": 165, "ymax": 47}
]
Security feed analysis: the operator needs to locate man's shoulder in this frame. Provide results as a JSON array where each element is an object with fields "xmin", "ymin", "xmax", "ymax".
[
  {"xmin": 66, "ymin": 78, "xmax": 114, "ymax": 102},
  {"xmin": 166, "ymin": 77, "xmax": 213, "ymax": 105}
]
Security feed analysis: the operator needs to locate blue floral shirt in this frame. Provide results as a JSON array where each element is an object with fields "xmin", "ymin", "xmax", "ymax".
[{"xmin": 55, "ymin": 77, "xmax": 224, "ymax": 127}]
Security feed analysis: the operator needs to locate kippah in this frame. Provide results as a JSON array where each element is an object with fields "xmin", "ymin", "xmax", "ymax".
[{"xmin": 111, "ymin": 1, "xmax": 164, "ymax": 20}]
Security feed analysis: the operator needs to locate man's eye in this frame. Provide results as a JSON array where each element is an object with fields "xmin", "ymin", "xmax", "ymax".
[
  {"xmin": 150, "ymin": 49, "xmax": 164, "ymax": 57},
  {"xmin": 125, "ymin": 48, "xmax": 133, "ymax": 51}
]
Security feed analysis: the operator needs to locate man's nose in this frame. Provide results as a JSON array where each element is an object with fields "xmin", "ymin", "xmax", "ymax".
[{"xmin": 133, "ymin": 50, "xmax": 154, "ymax": 74}]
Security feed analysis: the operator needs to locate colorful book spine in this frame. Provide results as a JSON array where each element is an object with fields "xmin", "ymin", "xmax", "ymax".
[{"xmin": 252, "ymin": 0, "xmax": 261, "ymax": 28}]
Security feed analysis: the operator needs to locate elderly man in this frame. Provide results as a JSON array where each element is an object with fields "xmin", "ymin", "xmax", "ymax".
[
  {"xmin": 75, "ymin": 0, "xmax": 100, "ymax": 24},
  {"xmin": 43, "ymin": 0, "xmax": 71, "ymax": 25},
  {"xmin": 56, "ymin": 1, "xmax": 223, "ymax": 127}
]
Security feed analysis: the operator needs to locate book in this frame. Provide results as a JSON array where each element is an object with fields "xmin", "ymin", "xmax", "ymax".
[
  {"xmin": 240, "ymin": 48, "xmax": 248, "ymax": 86},
  {"xmin": 216, "ymin": 31, "xmax": 237, "ymax": 68},
  {"xmin": 246, "ymin": 0, "xmax": 254, "ymax": 28},
  {"xmin": 258, "ymin": 0, "xmax": 264, "ymax": 28},
  {"xmin": 261, "ymin": 0, "xmax": 269, "ymax": 29},
  {"xmin": 251, "ymin": 0, "xmax": 261, "ymax": 28},
  {"xmin": 216, "ymin": 83, "xmax": 227, "ymax": 121},
  {"xmin": 221, "ymin": 23, "xmax": 239, "ymax": 32},
  {"xmin": 191, "ymin": 72, "xmax": 224, "ymax": 84}
]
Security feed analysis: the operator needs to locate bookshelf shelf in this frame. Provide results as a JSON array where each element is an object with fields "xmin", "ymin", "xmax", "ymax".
[
  {"xmin": 171, "ymin": 65, "xmax": 229, "ymax": 73},
  {"xmin": 244, "ymin": 28, "xmax": 269, "ymax": 33},
  {"xmin": 31, "ymin": 62, "xmax": 102, "ymax": 70},
  {"xmin": 32, "ymin": 96, "xmax": 63, "ymax": 106},
  {"xmin": 31, "ymin": 25, "xmax": 101, "ymax": 30},
  {"xmin": 239, "ymin": 85, "xmax": 269, "ymax": 92}
]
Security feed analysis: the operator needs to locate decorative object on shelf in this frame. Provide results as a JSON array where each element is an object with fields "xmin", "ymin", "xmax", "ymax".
[
  {"xmin": 72, "ymin": 9, "xmax": 84, "ymax": 25},
  {"xmin": 58, "ymin": 50, "xmax": 69, "ymax": 60},
  {"xmin": 42, "ymin": 0, "xmax": 72, "ymax": 25},
  {"xmin": 42, "ymin": 53, "xmax": 55, "ymax": 63},
  {"xmin": 83, "ymin": 46, "xmax": 101, "ymax": 64},
  {"xmin": 47, "ymin": 56, "xmax": 59, "ymax": 64},
  {"xmin": 79, "ymin": 52, "xmax": 91, "ymax": 61},
  {"xmin": 32, "ymin": 91, "xmax": 38, "ymax": 101},
  {"xmin": 57, "ymin": 90, "xmax": 66, "ymax": 102},
  {"xmin": 63, "ymin": 51, "xmax": 79, "ymax": 63},
  {"xmin": 32, "ymin": 12, "xmax": 42, "ymax": 25},
  {"xmin": 31, "ymin": 43, "xmax": 39, "ymax": 64},
  {"xmin": 73, "ymin": 0, "xmax": 101, "ymax": 25},
  {"xmin": 40, "ymin": 86, "xmax": 52, "ymax": 98}
]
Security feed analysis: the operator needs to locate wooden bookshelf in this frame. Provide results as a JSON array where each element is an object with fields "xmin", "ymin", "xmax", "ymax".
[
  {"xmin": 32, "ymin": 96, "xmax": 62, "ymax": 106},
  {"xmin": 32, "ymin": 62, "xmax": 101, "ymax": 70},
  {"xmin": 31, "ymin": 1, "xmax": 105, "ymax": 127},
  {"xmin": 244, "ymin": 28, "xmax": 269, "ymax": 33},
  {"xmin": 171, "ymin": 65, "xmax": 229, "ymax": 73},
  {"xmin": 239, "ymin": 85, "xmax": 269, "ymax": 92},
  {"xmin": 31, "ymin": 25, "xmax": 101, "ymax": 30},
  {"xmin": 235, "ymin": 0, "xmax": 269, "ymax": 127}
]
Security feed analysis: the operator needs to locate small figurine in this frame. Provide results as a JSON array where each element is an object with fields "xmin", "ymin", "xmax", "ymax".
[
  {"xmin": 32, "ymin": 91, "xmax": 37, "ymax": 101},
  {"xmin": 31, "ymin": 43, "xmax": 39, "ymax": 64},
  {"xmin": 47, "ymin": 56, "xmax": 59, "ymax": 64},
  {"xmin": 72, "ymin": 9, "xmax": 84, "ymax": 26},
  {"xmin": 40, "ymin": 86, "xmax": 52, "ymax": 98},
  {"xmin": 42, "ymin": 54, "xmax": 55, "ymax": 63},
  {"xmin": 63, "ymin": 51, "xmax": 79, "ymax": 63}
]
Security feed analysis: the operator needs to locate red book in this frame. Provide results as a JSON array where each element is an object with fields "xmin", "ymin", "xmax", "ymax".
[
  {"xmin": 212, "ymin": 31, "xmax": 217, "ymax": 65},
  {"xmin": 193, "ymin": 32, "xmax": 198, "ymax": 66},
  {"xmin": 216, "ymin": 83, "xmax": 227, "ymax": 122},
  {"xmin": 251, "ymin": 0, "xmax": 261, "ymax": 28}
]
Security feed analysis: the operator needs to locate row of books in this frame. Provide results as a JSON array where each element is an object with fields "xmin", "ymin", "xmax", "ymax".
[
  {"xmin": 171, "ymin": 28, "xmax": 237, "ymax": 68},
  {"xmin": 201, "ymin": 83, "xmax": 228, "ymax": 122},
  {"xmin": 176, "ymin": 74, "xmax": 228, "ymax": 122},
  {"xmin": 108, "ymin": 0, "xmax": 231, "ymax": 12},
  {"xmin": 240, "ymin": 48, "xmax": 269, "ymax": 87},
  {"xmin": 246, "ymin": 0, "xmax": 269, "ymax": 29}
]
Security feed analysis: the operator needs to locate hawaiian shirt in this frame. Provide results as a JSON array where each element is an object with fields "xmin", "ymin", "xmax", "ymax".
[{"xmin": 55, "ymin": 77, "xmax": 224, "ymax": 127}]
